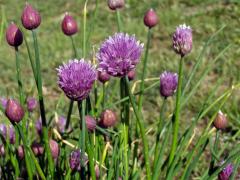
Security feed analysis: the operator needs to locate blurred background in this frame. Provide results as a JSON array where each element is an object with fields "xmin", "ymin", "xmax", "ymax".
[{"xmin": 0, "ymin": 1, "xmax": 240, "ymax": 174}]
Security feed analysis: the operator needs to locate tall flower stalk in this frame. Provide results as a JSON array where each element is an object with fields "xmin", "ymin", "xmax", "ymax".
[{"xmin": 168, "ymin": 24, "xmax": 192, "ymax": 166}]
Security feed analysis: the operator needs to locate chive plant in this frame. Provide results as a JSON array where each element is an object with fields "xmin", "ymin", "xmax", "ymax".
[{"xmin": 0, "ymin": 1, "xmax": 239, "ymax": 179}]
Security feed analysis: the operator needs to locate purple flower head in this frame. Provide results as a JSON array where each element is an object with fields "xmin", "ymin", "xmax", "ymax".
[
  {"xmin": 31, "ymin": 142, "xmax": 44, "ymax": 156},
  {"xmin": 173, "ymin": 24, "xmax": 192, "ymax": 57},
  {"xmin": 218, "ymin": 163, "xmax": 233, "ymax": 180},
  {"xmin": 55, "ymin": 116, "xmax": 66, "ymax": 134},
  {"xmin": 9, "ymin": 125, "xmax": 15, "ymax": 144},
  {"xmin": 6, "ymin": 23, "xmax": 23, "ymax": 47},
  {"xmin": 144, "ymin": 9, "xmax": 158, "ymax": 28},
  {"xmin": 57, "ymin": 59, "xmax": 97, "ymax": 101},
  {"xmin": 0, "ymin": 97, "xmax": 7, "ymax": 110},
  {"xmin": 97, "ymin": 33, "xmax": 144, "ymax": 77},
  {"xmin": 69, "ymin": 150, "xmax": 88, "ymax": 171},
  {"xmin": 98, "ymin": 71, "xmax": 110, "ymax": 84},
  {"xmin": 35, "ymin": 117, "xmax": 42, "ymax": 135},
  {"xmin": 85, "ymin": 115, "xmax": 97, "ymax": 132},
  {"xmin": 108, "ymin": 0, "xmax": 125, "ymax": 10},
  {"xmin": 0, "ymin": 124, "xmax": 7, "ymax": 140},
  {"xmin": 21, "ymin": 3, "xmax": 41, "ymax": 30},
  {"xmin": 160, "ymin": 71, "xmax": 178, "ymax": 98},
  {"xmin": 27, "ymin": 97, "xmax": 38, "ymax": 112}
]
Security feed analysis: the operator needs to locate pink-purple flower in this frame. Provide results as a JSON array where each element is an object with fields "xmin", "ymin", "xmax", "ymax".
[
  {"xmin": 69, "ymin": 150, "xmax": 88, "ymax": 171},
  {"xmin": 27, "ymin": 97, "xmax": 38, "ymax": 112},
  {"xmin": 173, "ymin": 24, "xmax": 192, "ymax": 57},
  {"xmin": 97, "ymin": 33, "xmax": 144, "ymax": 77},
  {"xmin": 160, "ymin": 71, "xmax": 178, "ymax": 98},
  {"xmin": 57, "ymin": 59, "xmax": 97, "ymax": 101},
  {"xmin": 218, "ymin": 163, "xmax": 233, "ymax": 180},
  {"xmin": 0, "ymin": 97, "xmax": 7, "ymax": 110}
]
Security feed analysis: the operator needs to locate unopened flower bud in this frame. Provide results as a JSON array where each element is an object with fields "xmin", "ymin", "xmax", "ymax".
[
  {"xmin": 95, "ymin": 165, "xmax": 100, "ymax": 179},
  {"xmin": 98, "ymin": 71, "xmax": 110, "ymax": 84},
  {"xmin": 160, "ymin": 71, "xmax": 178, "ymax": 98},
  {"xmin": 21, "ymin": 3, "xmax": 41, "ymax": 30},
  {"xmin": 6, "ymin": 23, "xmax": 23, "ymax": 47},
  {"xmin": 55, "ymin": 116, "xmax": 67, "ymax": 134},
  {"xmin": 0, "ymin": 97, "xmax": 7, "ymax": 110},
  {"xmin": 218, "ymin": 163, "xmax": 233, "ymax": 180},
  {"xmin": 31, "ymin": 142, "xmax": 44, "ymax": 156},
  {"xmin": 173, "ymin": 24, "xmax": 192, "ymax": 57},
  {"xmin": 61, "ymin": 13, "xmax": 78, "ymax": 36},
  {"xmin": 69, "ymin": 150, "xmax": 88, "ymax": 171},
  {"xmin": 99, "ymin": 109, "xmax": 117, "ymax": 128},
  {"xmin": 127, "ymin": 70, "xmax": 136, "ymax": 81},
  {"xmin": 9, "ymin": 125, "xmax": 15, "ymax": 144},
  {"xmin": 85, "ymin": 115, "xmax": 96, "ymax": 132},
  {"xmin": 35, "ymin": 117, "xmax": 42, "ymax": 135},
  {"xmin": 27, "ymin": 97, "xmax": 37, "ymax": 112},
  {"xmin": 0, "ymin": 124, "xmax": 7, "ymax": 140},
  {"xmin": 214, "ymin": 111, "xmax": 228, "ymax": 130},
  {"xmin": 49, "ymin": 139, "xmax": 59, "ymax": 159},
  {"xmin": 0, "ymin": 145, "xmax": 5, "ymax": 157},
  {"xmin": 144, "ymin": 9, "xmax": 158, "ymax": 28},
  {"xmin": 5, "ymin": 99, "xmax": 24, "ymax": 123},
  {"xmin": 108, "ymin": 0, "xmax": 125, "ymax": 10},
  {"xmin": 17, "ymin": 145, "xmax": 24, "ymax": 160}
]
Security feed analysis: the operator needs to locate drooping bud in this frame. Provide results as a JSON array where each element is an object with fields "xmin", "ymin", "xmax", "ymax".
[
  {"xmin": 0, "ymin": 145, "xmax": 5, "ymax": 157},
  {"xmin": 85, "ymin": 115, "xmax": 97, "ymax": 132},
  {"xmin": 127, "ymin": 70, "xmax": 136, "ymax": 81},
  {"xmin": 21, "ymin": 3, "xmax": 41, "ymax": 30},
  {"xmin": 213, "ymin": 111, "xmax": 228, "ymax": 130},
  {"xmin": 143, "ymin": 9, "xmax": 158, "ymax": 28},
  {"xmin": 6, "ymin": 23, "xmax": 23, "ymax": 47},
  {"xmin": 31, "ymin": 142, "xmax": 44, "ymax": 156},
  {"xmin": 9, "ymin": 125, "xmax": 16, "ymax": 144},
  {"xmin": 99, "ymin": 109, "xmax": 117, "ymax": 128},
  {"xmin": 49, "ymin": 139, "xmax": 59, "ymax": 159},
  {"xmin": 35, "ymin": 117, "xmax": 42, "ymax": 135},
  {"xmin": 160, "ymin": 71, "xmax": 178, "ymax": 98},
  {"xmin": 218, "ymin": 163, "xmax": 233, "ymax": 180},
  {"xmin": 17, "ymin": 145, "xmax": 24, "ymax": 160},
  {"xmin": 61, "ymin": 13, "xmax": 78, "ymax": 36},
  {"xmin": 5, "ymin": 99, "xmax": 25, "ymax": 123},
  {"xmin": 98, "ymin": 71, "xmax": 110, "ymax": 84},
  {"xmin": 69, "ymin": 150, "xmax": 88, "ymax": 171},
  {"xmin": 108, "ymin": 0, "xmax": 125, "ymax": 10},
  {"xmin": 173, "ymin": 24, "xmax": 192, "ymax": 57},
  {"xmin": 27, "ymin": 97, "xmax": 37, "ymax": 112},
  {"xmin": 0, "ymin": 124, "xmax": 7, "ymax": 140}
]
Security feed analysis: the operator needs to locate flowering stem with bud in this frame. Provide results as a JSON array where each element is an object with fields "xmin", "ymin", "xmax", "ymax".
[
  {"xmin": 116, "ymin": 10, "xmax": 122, "ymax": 32},
  {"xmin": 169, "ymin": 56, "xmax": 184, "ymax": 166},
  {"xmin": 32, "ymin": 30, "xmax": 54, "ymax": 177}
]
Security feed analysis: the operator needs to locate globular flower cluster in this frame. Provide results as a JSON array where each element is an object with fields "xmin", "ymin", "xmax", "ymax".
[
  {"xmin": 61, "ymin": 13, "xmax": 78, "ymax": 36},
  {"xmin": 6, "ymin": 23, "xmax": 23, "ymax": 47},
  {"xmin": 173, "ymin": 24, "xmax": 192, "ymax": 57},
  {"xmin": 97, "ymin": 33, "xmax": 144, "ymax": 77},
  {"xmin": 57, "ymin": 59, "xmax": 97, "ymax": 101},
  {"xmin": 160, "ymin": 71, "xmax": 178, "ymax": 98}
]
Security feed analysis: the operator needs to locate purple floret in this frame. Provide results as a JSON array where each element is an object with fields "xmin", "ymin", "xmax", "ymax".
[
  {"xmin": 57, "ymin": 59, "xmax": 97, "ymax": 101},
  {"xmin": 97, "ymin": 33, "xmax": 144, "ymax": 77},
  {"xmin": 160, "ymin": 71, "xmax": 178, "ymax": 98}
]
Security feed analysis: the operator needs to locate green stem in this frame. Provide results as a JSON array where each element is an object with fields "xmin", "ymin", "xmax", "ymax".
[
  {"xmin": 138, "ymin": 28, "xmax": 151, "ymax": 109},
  {"xmin": 32, "ymin": 30, "xmax": 54, "ymax": 177},
  {"xmin": 78, "ymin": 100, "xmax": 86, "ymax": 178},
  {"xmin": 102, "ymin": 84, "xmax": 105, "ymax": 109},
  {"xmin": 168, "ymin": 56, "xmax": 184, "ymax": 166},
  {"xmin": 70, "ymin": 36, "xmax": 77, "ymax": 58},
  {"xmin": 153, "ymin": 98, "xmax": 167, "ymax": 169},
  {"xmin": 83, "ymin": 1, "xmax": 88, "ymax": 57},
  {"xmin": 65, "ymin": 100, "xmax": 74, "ymax": 130},
  {"xmin": 116, "ymin": 10, "xmax": 122, "ymax": 32},
  {"xmin": 125, "ymin": 76, "xmax": 151, "ymax": 180},
  {"xmin": 15, "ymin": 47, "xmax": 24, "ymax": 105}
]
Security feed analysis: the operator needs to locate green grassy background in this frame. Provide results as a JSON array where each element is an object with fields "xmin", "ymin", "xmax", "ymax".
[{"xmin": 0, "ymin": 0, "xmax": 240, "ymax": 176}]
